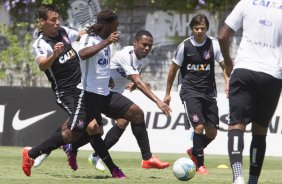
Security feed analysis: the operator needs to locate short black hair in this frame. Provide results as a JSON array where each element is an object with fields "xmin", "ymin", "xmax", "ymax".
[
  {"xmin": 38, "ymin": 4, "xmax": 60, "ymax": 20},
  {"xmin": 135, "ymin": 30, "xmax": 153, "ymax": 41},
  {"xmin": 189, "ymin": 13, "xmax": 209, "ymax": 30}
]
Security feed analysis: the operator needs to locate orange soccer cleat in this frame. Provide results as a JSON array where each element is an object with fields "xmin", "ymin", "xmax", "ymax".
[
  {"xmin": 187, "ymin": 147, "xmax": 198, "ymax": 170},
  {"xmin": 197, "ymin": 166, "xmax": 209, "ymax": 175},
  {"xmin": 141, "ymin": 155, "xmax": 170, "ymax": 169},
  {"xmin": 22, "ymin": 147, "xmax": 34, "ymax": 176}
]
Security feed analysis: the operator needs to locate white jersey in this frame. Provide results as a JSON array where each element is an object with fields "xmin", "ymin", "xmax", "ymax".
[
  {"xmin": 173, "ymin": 35, "xmax": 224, "ymax": 65},
  {"xmin": 110, "ymin": 46, "xmax": 149, "ymax": 93},
  {"xmin": 78, "ymin": 34, "xmax": 111, "ymax": 95},
  {"xmin": 225, "ymin": 0, "xmax": 282, "ymax": 79}
]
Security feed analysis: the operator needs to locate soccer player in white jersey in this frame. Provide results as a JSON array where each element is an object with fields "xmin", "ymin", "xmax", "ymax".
[
  {"xmin": 219, "ymin": 0, "xmax": 282, "ymax": 184},
  {"xmin": 164, "ymin": 13, "xmax": 228, "ymax": 175},
  {"xmin": 87, "ymin": 30, "xmax": 171, "ymax": 171}
]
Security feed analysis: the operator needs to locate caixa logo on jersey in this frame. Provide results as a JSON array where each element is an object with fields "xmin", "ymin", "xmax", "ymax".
[
  {"xmin": 98, "ymin": 58, "xmax": 110, "ymax": 65},
  {"xmin": 59, "ymin": 49, "xmax": 76, "ymax": 64}
]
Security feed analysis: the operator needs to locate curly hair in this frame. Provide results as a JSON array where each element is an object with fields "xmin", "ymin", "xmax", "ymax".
[{"xmin": 86, "ymin": 9, "xmax": 118, "ymax": 35}]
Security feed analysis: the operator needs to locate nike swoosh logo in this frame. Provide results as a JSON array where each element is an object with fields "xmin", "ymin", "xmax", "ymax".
[
  {"xmin": 187, "ymin": 53, "xmax": 195, "ymax": 56},
  {"xmin": 12, "ymin": 110, "xmax": 56, "ymax": 130}
]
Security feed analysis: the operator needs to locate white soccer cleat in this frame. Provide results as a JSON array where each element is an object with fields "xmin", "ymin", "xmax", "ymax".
[
  {"xmin": 233, "ymin": 176, "xmax": 245, "ymax": 184},
  {"xmin": 33, "ymin": 153, "xmax": 49, "ymax": 168},
  {"xmin": 88, "ymin": 154, "xmax": 106, "ymax": 172}
]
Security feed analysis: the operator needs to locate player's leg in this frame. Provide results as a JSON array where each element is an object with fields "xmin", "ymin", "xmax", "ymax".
[
  {"xmin": 102, "ymin": 92, "xmax": 169, "ymax": 169},
  {"xmin": 22, "ymin": 119, "xmax": 83, "ymax": 176},
  {"xmin": 248, "ymin": 74, "xmax": 281, "ymax": 184},
  {"xmin": 228, "ymin": 123, "xmax": 245, "ymax": 184},
  {"xmin": 85, "ymin": 91, "xmax": 126, "ymax": 178},
  {"xmin": 89, "ymin": 118, "xmax": 129, "ymax": 171},
  {"xmin": 248, "ymin": 123, "xmax": 267, "ymax": 184}
]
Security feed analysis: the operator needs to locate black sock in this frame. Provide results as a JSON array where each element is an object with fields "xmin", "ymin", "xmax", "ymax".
[
  {"xmin": 89, "ymin": 134, "xmax": 118, "ymax": 172},
  {"xmin": 131, "ymin": 122, "xmax": 152, "ymax": 160},
  {"xmin": 92, "ymin": 125, "xmax": 125, "ymax": 158},
  {"xmin": 104, "ymin": 124, "xmax": 125, "ymax": 150},
  {"xmin": 248, "ymin": 135, "xmax": 266, "ymax": 181},
  {"xmin": 71, "ymin": 133, "xmax": 90, "ymax": 151},
  {"xmin": 192, "ymin": 133, "xmax": 205, "ymax": 167},
  {"xmin": 28, "ymin": 130, "xmax": 65, "ymax": 159},
  {"xmin": 228, "ymin": 129, "xmax": 244, "ymax": 181}
]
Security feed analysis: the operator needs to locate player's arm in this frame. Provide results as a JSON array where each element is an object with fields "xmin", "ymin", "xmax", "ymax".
[
  {"xmin": 164, "ymin": 62, "xmax": 180, "ymax": 105},
  {"xmin": 79, "ymin": 31, "xmax": 120, "ymax": 60},
  {"xmin": 130, "ymin": 74, "xmax": 171, "ymax": 116},
  {"xmin": 218, "ymin": 24, "xmax": 235, "ymax": 77},
  {"xmin": 36, "ymin": 42, "xmax": 64, "ymax": 71},
  {"xmin": 219, "ymin": 61, "xmax": 229, "ymax": 97}
]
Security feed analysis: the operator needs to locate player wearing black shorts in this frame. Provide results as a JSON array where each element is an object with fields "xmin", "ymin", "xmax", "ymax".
[
  {"xmin": 21, "ymin": 5, "xmax": 123, "ymax": 178},
  {"xmin": 77, "ymin": 10, "xmax": 170, "ymax": 175},
  {"xmin": 164, "ymin": 13, "xmax": 228, "ymax": 175},
  {"xmin": 219, "ymin": 1, "xmax": 282, "ymax": 183}
]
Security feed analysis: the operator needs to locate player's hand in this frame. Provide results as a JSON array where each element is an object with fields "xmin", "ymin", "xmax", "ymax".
[
  {"xmin": 53, "ymin": 42, "xmax": 64, "ymax": 57},
  {"xmin": 105, "ymin": 31, "xmax": 120, "ymax": 44},
  {"xmin": 163, "ymin": 94, "xmax": 171, "ymax": 106},
  {"xmin": 225, "ymin": 79, "xmax": 229, "ymax": 98},
  {"xmin": 125, "ymin": 82, "xmax": 136, "ymax": 92},
  {"xmin": 156, "ymin": 100, "xmax": 171, "ymax": 116}
]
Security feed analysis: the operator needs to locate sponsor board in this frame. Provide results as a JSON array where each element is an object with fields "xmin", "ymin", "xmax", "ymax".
[
  {"xmin": 0, "ymin": 87, "xmax": 281, "ymax": 156},
  {"xmin": 81, "ymin": 90, "xmax": 282, "ymax": 156}
]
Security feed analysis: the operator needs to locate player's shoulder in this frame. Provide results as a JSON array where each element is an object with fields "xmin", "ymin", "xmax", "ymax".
[
  {"xmin": 207, "ymin": 35, "xmax": 218, "ymax": 41},
  {"xmin": 32, "ymin": 35, "xmax": 47, "ymax": 48}
]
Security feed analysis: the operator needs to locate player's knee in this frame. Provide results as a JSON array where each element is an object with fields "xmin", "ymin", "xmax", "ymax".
[
  {"xmin": 116, "ymin": 119, "xmax": 129, "ymax": 129},
  {"xmin": 194, "ymin": 124, "xmax": 204, "ymax": 134},
  {"xmin": 61, "ymin": 129, "xmax": 73, "ymax": 143},
  {"xmin": 127, "ymin": 104, "xmax": 144, "ymax": 123},
  {"xmin": 206, "ymin": 129, "xmax": 217, "ymax": 140}
]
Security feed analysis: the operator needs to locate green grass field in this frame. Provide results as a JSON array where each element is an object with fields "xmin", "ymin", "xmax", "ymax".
[{"xmin": 0, "ymin": 146, "xmax": 281, "ymax": 184}]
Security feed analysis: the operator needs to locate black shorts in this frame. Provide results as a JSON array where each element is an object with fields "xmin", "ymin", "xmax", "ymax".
[
  {"xmin": 84, "ymin": 91, "xmax": 134, "ymax": 126},
  {"xmin": 229, "ymin": 68, "xmax": 282, "ymax": 127},
  {"xmin": 55, "ymin": 87, "xmax": 87, "ymax": 131},
  {"xmin": 183, "ymin": 96, "xmax": 219, "ymax": 129}
]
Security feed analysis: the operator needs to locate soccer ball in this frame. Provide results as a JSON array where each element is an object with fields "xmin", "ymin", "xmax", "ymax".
[{"xmin": 172, "ymin": 157, "xmax": 196, "ymax": 181}]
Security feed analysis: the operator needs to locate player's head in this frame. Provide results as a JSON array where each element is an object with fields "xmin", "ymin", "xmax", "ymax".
[
  {"xmin": 86, "ymin": 9, "xmax": 119, "ymax": 39},
  {"xmin": 189, "ymin": 13, "xmax": 209, "ymax": 43},
  {"xmin": 38, "ymin": 4, "xmax": 60, "ymax": 37},
  {"xmin": 133, "ymin": 30, "xmax": 153, "ymax": 59}
]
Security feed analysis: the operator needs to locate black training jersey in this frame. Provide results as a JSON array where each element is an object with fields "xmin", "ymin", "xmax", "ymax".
[
  {"xmin": 178, "ymin": 37, "xmax": 218, "ymax": 99},
  {"xmin": 33, "ymin": 27, "xmax": 81, "ymax": 92}
]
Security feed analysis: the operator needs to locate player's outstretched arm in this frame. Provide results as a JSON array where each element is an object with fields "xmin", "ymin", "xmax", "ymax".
[{"xmin": 130, "ymin": 74, "xmax": 171, "ymax": 116}]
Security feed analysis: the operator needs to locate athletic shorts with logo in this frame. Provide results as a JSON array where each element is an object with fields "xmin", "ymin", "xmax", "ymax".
[
  {"xmin": 183, "ymin": 96, "xmax": 219, "ymax": 129},
  {"xmin": 229, "ymin": 68, "xmax": 282, "ymax": 127},
  {"xmin": 84, "ymin": 91, "xmax": 134, "ymax": 125},
  {"xmin": 55, "ymin": 87, "xmax": 87, "ymax": 131}
]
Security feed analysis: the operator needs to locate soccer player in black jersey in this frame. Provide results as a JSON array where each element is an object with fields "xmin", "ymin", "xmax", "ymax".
[
  {"xmin": 21, "ymin": 4, "xmax": 125, "ymax": 178},
  {"xmin": 164, "ymin": 13, "xmax": 228, "ymax": 175}
]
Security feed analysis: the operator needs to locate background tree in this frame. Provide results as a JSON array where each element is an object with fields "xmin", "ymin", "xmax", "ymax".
[{"xmin": 0, "ymin": 0, "xmax": 70, "ymax": 86}]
